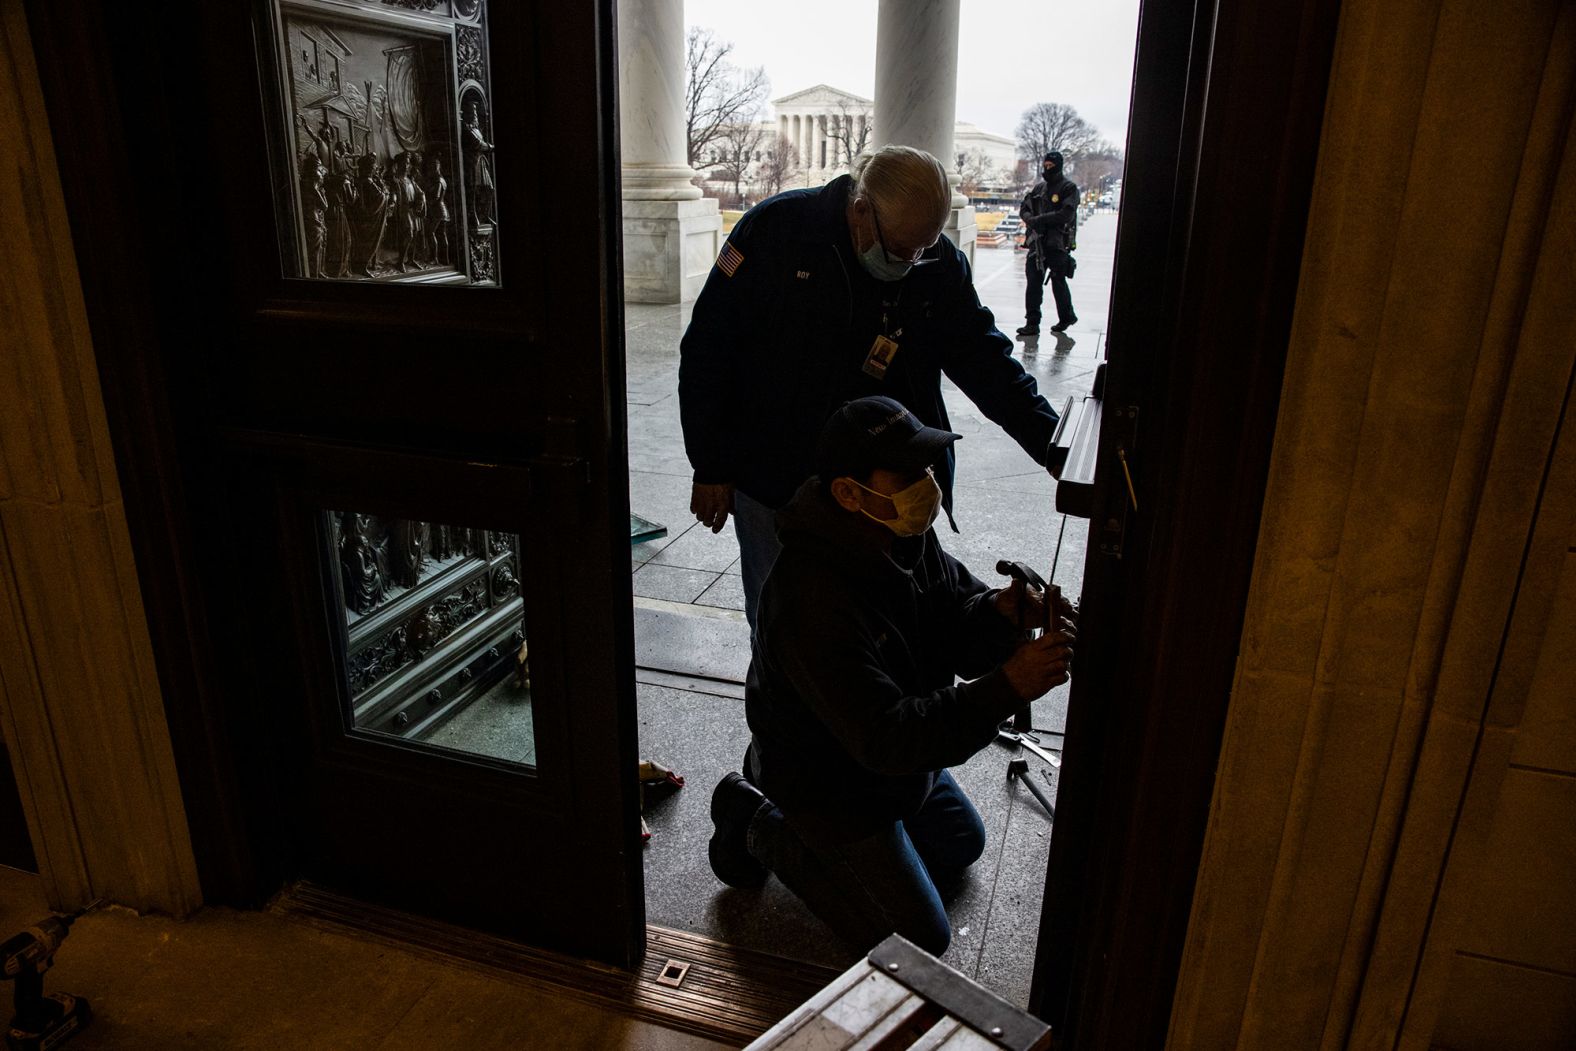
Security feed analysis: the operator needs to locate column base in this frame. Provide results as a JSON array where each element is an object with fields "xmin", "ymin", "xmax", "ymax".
[
  {"xmin": 946, "ymin": 203, "xmax": 977, "ymax": 268},
  {"xmin": 621, "ymin": 198, "xmax": 722, "ymax": 304}
]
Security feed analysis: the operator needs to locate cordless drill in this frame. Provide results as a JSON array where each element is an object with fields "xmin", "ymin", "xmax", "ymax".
[{"xmin": 2, "ymin": 902, "xmax": 98, "ymax": 1051}]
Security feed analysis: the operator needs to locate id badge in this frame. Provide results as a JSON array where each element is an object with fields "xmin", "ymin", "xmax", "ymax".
[{"xmin": 862, "ymin": 335, "xmax": 900, "ymax": 379}]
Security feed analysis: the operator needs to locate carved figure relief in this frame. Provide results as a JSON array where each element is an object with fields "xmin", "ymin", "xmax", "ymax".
[
  {"xmin": 339, "ymin": 513, "xmax": 389, "ymax": 615},
  {"xmin": 387, "ymin": 519, "xmax": 430, "ymax": 588},
  {"xmin": 424, "ymin": 155, "xmax": 452, "ymax": 267},
  {"xmin": 462, "ymin": 96, "xmax": 497, "ymax": 229},
  {"xmin": 276, "ymin": 0, "xmax": 497, "ymax": 285}
]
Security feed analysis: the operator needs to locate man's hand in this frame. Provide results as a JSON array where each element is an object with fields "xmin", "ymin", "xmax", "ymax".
[
  {"xmin": 993, "ymin": 584, "xmax": 1077, "ymax": 631},
  {"xmin": 690, "ymin": 482, "xmax": 735, "ymax": 533},
  {"xmin": 993, "ymin": 583, "xmax": 1049, "ymax": 630},
  {"xmin": 1000, "ymin": 628, "xmax": 1075, "ymax": 702}
]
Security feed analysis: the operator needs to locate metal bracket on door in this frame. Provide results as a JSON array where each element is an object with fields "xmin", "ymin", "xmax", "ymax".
[{"xmin": 1098, "ymin": 405, "xmax": 1139, "ymax": 558}]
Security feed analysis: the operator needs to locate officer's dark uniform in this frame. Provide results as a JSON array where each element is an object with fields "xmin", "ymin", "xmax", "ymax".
[
  {"xmin": 1020, "ymin": 166, "xmax": 1079, "ymax": 331},
  {"xmin": 679, "ymin": 174, "xmax": 1061, "ymax": 523}
]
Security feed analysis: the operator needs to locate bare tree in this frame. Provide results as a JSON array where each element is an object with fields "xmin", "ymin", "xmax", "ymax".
[
  {"xmin": 1015, "ymin": 102, "xmax": 1102, "ymax": 162},
  {"xmin": 712, "ymin": 120, "xmax": 767, "ymax": 207},
  {"xmin": 756, "ymin": 134, "xmax": 798, "ymax": 198},
  {"xmin": 1068, "ymin": 142, "xmax": 1125, "ymax": 194},
  {"xmin": 823, "ymin": 101, "xmax": 872, "ymax": 171},
  {"xmin": 685, "ymin": 28, "xmax": 769, "ymax": 169},
  {"xmin": 955, "ymin": 149, "xmax": 1001, "ymax": 195}
]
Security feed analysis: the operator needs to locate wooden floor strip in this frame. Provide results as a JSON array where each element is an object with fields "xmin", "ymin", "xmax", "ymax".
[{"xmin": 271, "ymin": 883, "xmax": 840, "ymax": 1045}]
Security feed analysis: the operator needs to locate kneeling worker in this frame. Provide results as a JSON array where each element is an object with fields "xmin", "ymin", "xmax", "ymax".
[{"xmin": 708, "ymin": 396, "xmax": 1075, "ymax": 954}]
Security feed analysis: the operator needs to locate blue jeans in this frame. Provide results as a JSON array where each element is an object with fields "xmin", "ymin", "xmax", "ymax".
[
  {"xmin": 732, "ymin": 489, "xmax": 783, "ymax": 630},
  {"xmin": 745, "ymin": 770, "xmax": 986, "ymax": 955}
]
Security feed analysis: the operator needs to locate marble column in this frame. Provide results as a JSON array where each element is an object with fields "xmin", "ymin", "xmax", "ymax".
[
  {"xmin": 618, "ymin": 0, "xmax": 721, "ymax": 302},
  {"xmin": 812, "ymin": 113, "xmax": 823, "ymax": 173},
  {"xmin": 872, "ymin": 0, "xmax": 975, "ymax": 261}
]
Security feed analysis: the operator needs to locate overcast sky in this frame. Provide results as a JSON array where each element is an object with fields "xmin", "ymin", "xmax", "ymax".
[{"xmin": 683, "ymin": 0, "xmax": 1144, "ymax": 149}]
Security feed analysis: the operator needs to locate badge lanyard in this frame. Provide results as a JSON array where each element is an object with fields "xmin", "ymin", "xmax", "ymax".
[{"xmin": 862, "ymin": 294, "xmax": 903, "ymax": 380}]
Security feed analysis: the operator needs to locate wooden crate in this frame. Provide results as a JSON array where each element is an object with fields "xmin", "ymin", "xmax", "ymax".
[{"xmin": 745, "ymin": 935, "xmax": 1053, "ymax": 1051}]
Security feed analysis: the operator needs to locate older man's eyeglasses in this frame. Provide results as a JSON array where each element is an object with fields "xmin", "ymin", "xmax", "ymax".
[{"xmin": 868, "ymin": 199, "xmax": 940, "ymax": 268}]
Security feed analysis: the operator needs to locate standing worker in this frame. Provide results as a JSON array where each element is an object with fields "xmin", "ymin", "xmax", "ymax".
[
  {"xmin": 679, "ymin": 145, "xmax": 1062, "ymax": 628},
  {"xmin": 1017, "ymin": 151, "xmax": 1079, "ymax": 336}
]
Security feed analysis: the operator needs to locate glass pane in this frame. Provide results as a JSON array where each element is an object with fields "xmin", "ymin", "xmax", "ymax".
[
  {"xmin": 272, "ymin": 0, "xmax": 500, "ymax": 285},
  {"xmin": 329, "ymin": 511, "xmax": 532, "ymax": 766}
]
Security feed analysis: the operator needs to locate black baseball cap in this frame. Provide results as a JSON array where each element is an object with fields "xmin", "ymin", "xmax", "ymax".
[{"xmin": 815, "ymin": 396, "xmax": 961, "ymax": 480}]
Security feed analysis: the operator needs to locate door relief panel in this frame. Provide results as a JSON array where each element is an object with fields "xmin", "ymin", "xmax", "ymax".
[{"xmin": 268, "ymin": 0, "xmax": 500, "ymax": 285}]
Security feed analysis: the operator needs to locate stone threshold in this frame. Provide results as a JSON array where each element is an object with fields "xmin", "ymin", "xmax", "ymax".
[{"xmin": 271, "ymin": 881, "xmax": 839, "ymax": 1046}]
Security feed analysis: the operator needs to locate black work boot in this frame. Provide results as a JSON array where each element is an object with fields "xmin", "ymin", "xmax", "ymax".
[
  {"xmin": 1015, "ymin": 322, "xmax": 1039, "ymax": 336},
  {"xmin": 709, "ymin": 772, "xmax": 769, "ymax": 889},
  {"xmin": 1050, "ymin": 315, "xmax": 1077, "ymax": 332}
]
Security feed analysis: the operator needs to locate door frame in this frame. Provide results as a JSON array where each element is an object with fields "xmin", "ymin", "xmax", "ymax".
[
  {"xmin": 1029, "ymin": 0, "xmax": 1344, "ymax": 1044},
  {"xmin": 23, "ymin": 0, "xmax": 1348, "ymax": 1029}
]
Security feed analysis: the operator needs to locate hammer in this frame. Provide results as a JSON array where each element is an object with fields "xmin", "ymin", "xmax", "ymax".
[
  {"xmin": 996, "ymin": 559, "xmax": 1059, "ymax": 730},
  {"xmin": 995, "ymin": 559, "xmax": 1051, "ymax": 635},
  {"xmin": 1008, "ymin": 758, "xmax": 1056, "ymax": 820}
]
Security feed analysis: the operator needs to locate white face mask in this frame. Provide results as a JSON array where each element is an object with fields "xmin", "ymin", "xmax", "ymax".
[
  {"xmin": 855, "ymin": 197, "xmax": 920, "ymax": 282},
  {"xmin": 851, "ymin": 471, "xmax": 943, "ymax": 537},
  {"xmin": 857, "ymin": 239, "xmax": 913, "ymax": 282}
]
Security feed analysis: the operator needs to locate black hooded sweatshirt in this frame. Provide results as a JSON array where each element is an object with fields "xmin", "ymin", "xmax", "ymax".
[{"xmin": 745, "ymin": 478, "xmax": 1025, "ymax": 841}]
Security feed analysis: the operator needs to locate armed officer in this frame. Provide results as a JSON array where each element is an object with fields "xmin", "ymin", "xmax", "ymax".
[
  {"xmin": 680, "ymin": 145, "xmax": 1062, "ymax": 628},
  {"xmin": 1017, "ymin": 150, "xmax": 1079, "ymax": 336}
]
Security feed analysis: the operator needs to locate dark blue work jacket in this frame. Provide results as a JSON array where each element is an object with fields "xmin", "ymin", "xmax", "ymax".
[
  {"xmin": 746, "ymin": 480, "xmax": 1024, "ymax": 840},
  {"xmin": 679, "ymin": 175, "xmax": 1060, "ymax": 515}
]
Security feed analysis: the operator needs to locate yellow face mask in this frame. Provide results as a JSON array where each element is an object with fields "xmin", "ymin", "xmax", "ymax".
[{"xmin": 851, "ymin": 470, "xmax": 943, "ymax": 537}]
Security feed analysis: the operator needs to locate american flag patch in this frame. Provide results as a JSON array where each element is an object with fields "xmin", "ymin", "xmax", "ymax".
[{"xmin": 716, "ymin": 241, "xmax": 744, "ymax": 277}]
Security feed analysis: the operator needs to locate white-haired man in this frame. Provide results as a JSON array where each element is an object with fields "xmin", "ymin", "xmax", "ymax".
[{"xmin": 680, "ymin": 145, "xmax": 1062, "ymax": 627}]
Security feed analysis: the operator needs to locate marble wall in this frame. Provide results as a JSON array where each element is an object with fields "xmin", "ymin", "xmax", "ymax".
[{"xmin": 0, "ymin": 3, "xmax": 200, "ymax": 916}]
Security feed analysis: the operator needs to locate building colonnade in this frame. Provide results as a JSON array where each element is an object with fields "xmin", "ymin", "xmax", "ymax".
[
  {"xmin": 619, "ymin": 0, "xmax": 975, "ymax": 303},
  {"xmin": 778, "ymin": 110, "xmax": 874, "ymax": 173}
]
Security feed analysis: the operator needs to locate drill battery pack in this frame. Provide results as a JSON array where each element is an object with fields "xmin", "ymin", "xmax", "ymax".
[{"xmin": 5, "ymin": 991, "xmax": 91, "ymax": 1051}]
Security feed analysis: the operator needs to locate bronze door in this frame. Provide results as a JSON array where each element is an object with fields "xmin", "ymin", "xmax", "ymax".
[{"xmin": 27, "ymin": 0, "xmax": 642, "ymax": 965}]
